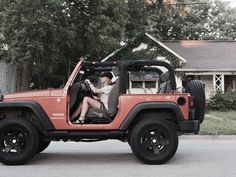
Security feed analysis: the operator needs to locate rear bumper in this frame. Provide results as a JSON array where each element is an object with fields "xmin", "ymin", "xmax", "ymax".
[{"xmin": 178, "ymin": 120, "xmax": 200, "ymax": 134}]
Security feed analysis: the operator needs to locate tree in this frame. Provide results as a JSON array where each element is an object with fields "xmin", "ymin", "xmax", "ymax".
[
  {"xmin": 148, "ymin": 0, "xmax": 236, "ymax": 40},
  {"xmin": 67, "ymin": 0, "xmax": 129, "ymax": 60},
  {"xmin": 109, "ymin": 0, "xmax": 236, "ymax": 68},
  {"xmin": 0, "ymin": 0, "xmax": 130, "ymax": 89},
  {"xmin": 1, "ymin": 0, "xmax": 236, "ymax": 91},
  {"xmin": 0, "ymin": 0, "xmax": 76, "ymax": 90}
]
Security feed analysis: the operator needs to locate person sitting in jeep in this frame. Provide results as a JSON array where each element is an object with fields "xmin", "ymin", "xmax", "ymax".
[{"xmin": 71, "ymin": 72, "xmax": 113, "ymax": 124}]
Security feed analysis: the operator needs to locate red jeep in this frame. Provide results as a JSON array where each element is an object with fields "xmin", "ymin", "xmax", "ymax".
[{"xmin": 0, "ymin": 59, "xmax": 205, "ymax": 165}]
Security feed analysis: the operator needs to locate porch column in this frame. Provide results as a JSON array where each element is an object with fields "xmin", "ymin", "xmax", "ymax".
[
  {"xmin": 233, "ymin": 77, "xmax": 236, "ymax": 90},
  {"xmin": 213, "ymin": 74, "xmax": 225, "ymax": 92}
]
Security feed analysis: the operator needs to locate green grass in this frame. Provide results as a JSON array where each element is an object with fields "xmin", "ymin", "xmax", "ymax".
[{"xmin": 200, "ymin": 111, "xmax": 236, "ymax": 135}]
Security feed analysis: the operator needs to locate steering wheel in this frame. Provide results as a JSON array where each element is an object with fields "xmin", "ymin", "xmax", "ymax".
[
  {"xmin": 84, "ymin": 81, "xmax": 96, "ymax": 97},
  {"xmin": 69, "ymin": 82, "xmax": 92, "ymax": 108}
]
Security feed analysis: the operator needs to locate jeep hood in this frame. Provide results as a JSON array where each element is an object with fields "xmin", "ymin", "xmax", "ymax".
[{"xmin": 3, "ymin": 89, "xmax": 63, "ymax": 101}]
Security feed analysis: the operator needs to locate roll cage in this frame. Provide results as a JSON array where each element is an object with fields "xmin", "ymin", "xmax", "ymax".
[{"xmin": 82, "ymin": 60, "xmax": 177, "ymax": 94}]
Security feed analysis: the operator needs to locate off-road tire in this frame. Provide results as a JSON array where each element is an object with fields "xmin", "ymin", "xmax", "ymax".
[
  {"xmin": 187, "ymin": 80, "xmax": 205, "ymax": 123},
  {"xmin": 37, "ymin": 140, "xmax": 51, "ymax": 153},
  {"xmin": 0, "ymin": 118, "xmax": 39, "ymax": 165},
  {"xmin": 129, "ymin": 118, "xmax": 178, "ymax": 164}
]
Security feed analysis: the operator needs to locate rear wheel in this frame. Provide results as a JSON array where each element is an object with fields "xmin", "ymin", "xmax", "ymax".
[
  {"xmin": 0, "ymin": 118, "xmax": 39, "ymax": 165},
  {"xmin": 129, "ymin": 118, "xmax": 178, "ymax": 164}
]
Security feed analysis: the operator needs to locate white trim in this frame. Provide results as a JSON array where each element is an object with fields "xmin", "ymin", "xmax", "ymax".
[
  {"xmin": 222, "ymin": 74, "xmax": 225, "ymax": 92},
  {"xmin": 101, "ymin": 33, "xmax": 187, "ymax": 63},
  {"xmin": 213, "ymin": 74, "xmax": 216, "ymax": 92},
  {"xmin": 213, "ymin": 74, "xmax": 224, "ymax": 92},
  {"xmin": 101, "ymin": 46, "xmax": 127, "ymax": 62},
  {"xmin": 145, "ymin": 33, "xmax": 187, "ymax": 63},
  {"xmin": 233, "ymin": 78, "xmax": 236, "ymax": 90},
  {"xmin": 185, "ymin": 72, "xmax": 236, "ymax": 75},
  {"xmin": 176, "ymin": 68, "xmax": 236, "ymax": 72}
]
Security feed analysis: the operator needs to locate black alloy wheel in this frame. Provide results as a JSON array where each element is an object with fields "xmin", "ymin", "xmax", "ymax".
[
  {"xmin": 141, "ymin": 127, "xmax": 171, "ymax": 155},
  {"xmin": 0, "ymin": 118, "xmax": 39, "ymax": 165},
  {"xmin": 1, "ymin": 127, "xmax": 27, "ymax": 154},
  {"xmin": 130, "ymin": 118, "xmax": 178, "ymax": 164}
]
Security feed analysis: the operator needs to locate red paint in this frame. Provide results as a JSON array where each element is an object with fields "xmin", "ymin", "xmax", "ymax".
[{"xmin": 3, "ymin": 60, "xmax": 190, "ymax": 131}]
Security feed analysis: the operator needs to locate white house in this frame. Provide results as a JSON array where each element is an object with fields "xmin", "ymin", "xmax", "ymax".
[
  {"xmin": 105, "ymin": 34, "xmax": 236, "ymax": 98},
  {"xmin": 0, "ymin": 60, "xmax": 16, "ymax": 94},
  {"xmin": 164, "ymin": 40, "xmax": 236, "ymax": 98},
  {"xmin": 1, "ymin": 34, "xmax": 235, "ymax": 98}
]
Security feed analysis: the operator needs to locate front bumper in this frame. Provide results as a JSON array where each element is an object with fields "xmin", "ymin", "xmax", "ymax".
[{"xmin": 178, "ymin": 120, "xmax": 200, "ymax": 134}]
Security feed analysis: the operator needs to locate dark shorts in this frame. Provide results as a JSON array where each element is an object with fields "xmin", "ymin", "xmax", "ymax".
[{"xmin": 99, "ymin": 101, "xmax": 106, "ymax": 110}]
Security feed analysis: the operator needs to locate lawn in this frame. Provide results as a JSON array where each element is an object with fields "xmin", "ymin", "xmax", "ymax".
[{"xmin": 200, "ymin": 111, "xmax": 236, "ymax": 135}]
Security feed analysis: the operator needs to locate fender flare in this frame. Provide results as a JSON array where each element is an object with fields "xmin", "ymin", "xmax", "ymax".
[
  {"xmin": 119, "ymin": 102, "xmax": 184, "ymax": 130},
  {"xmin": 0, "ymin": 101, "xmax": 55, "ymax": 132}
]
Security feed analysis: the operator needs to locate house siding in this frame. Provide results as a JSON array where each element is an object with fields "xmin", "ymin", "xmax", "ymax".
[
  {"xmin": 199, "ymin": 75, "xmax": 214, "ymax": 98},
  {"xmin": 0, "ymin": 60, "xmax": 7, "ymax": 93},
  {"xmin": 0, "ymin": 60, "xmax": 16, "ymax": 94}
]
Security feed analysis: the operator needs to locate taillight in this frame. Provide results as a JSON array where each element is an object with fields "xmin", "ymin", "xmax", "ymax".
[{"xmin": 189, "ymin": 96, "xmax": 194, "ymax": 108}]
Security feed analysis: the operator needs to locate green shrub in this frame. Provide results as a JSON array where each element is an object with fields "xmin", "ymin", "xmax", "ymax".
[{"xmin": 207, "ymin": 91, "xmax": 236, "ymax": 111}]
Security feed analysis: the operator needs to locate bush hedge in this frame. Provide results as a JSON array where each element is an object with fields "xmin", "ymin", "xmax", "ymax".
[{"xmin": 207, "ymin": 91, "xmax": 236, "ymax": 111}]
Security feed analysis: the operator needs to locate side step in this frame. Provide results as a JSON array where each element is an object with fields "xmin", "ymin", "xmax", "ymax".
[{"xmin": 46, "ymin": 131, "xmax": 126, "ymax": 140}]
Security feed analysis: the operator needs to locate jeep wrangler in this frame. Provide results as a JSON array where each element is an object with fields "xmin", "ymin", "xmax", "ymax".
[{"xmin": 0, "ymin": 59, "xmax": 205, "ymax": 165}]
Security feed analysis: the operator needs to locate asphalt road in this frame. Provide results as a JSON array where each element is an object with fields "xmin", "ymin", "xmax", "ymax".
[{"xmin": 0, "ymin": 136, "xmax": 235, "ymax": 177}]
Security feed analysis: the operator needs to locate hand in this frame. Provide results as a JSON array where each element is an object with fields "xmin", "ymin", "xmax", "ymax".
[
  {"xmin": 85, "ymin": 79, "xmax": 91, "ymax": 84},
  {"xmin": 93, "ymin": 96, "xmax": 99, "ymax": 100}
]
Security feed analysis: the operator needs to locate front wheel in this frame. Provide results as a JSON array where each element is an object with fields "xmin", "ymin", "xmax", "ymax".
[
  {"xmin": 129, "ymin": 118, "xmax": 178, "ymax": 164},
  {"xmin": 0, "ymin": 118, "xmax": 39, "ymax": 165},
  {"xmin": 37, "ymin": 140, "xmax": 51, "ymax": 153}
]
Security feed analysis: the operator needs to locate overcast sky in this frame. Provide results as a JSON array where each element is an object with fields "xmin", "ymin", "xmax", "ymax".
[{"xmin": 221, "ymin": 0, "xmax": 236, "ymax": 7}]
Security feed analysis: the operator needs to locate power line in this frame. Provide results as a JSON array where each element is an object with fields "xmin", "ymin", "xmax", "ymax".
[{"xmin": 167, "ymin": 1, "xmax": 236, "ymax": 6}]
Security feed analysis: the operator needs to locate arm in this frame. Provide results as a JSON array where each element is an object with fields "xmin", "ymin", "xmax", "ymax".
[
  {"xmin": 85, "ymin": 80, "xmax": 104, "ymax": 94},
  {"xmin": 89, "ymin": 83, "xmax": 105, "ymax": 94}
]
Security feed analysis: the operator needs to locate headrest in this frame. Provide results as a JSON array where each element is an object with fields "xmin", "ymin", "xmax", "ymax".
[
  {"xmin": 112, "ymin": 67, "xmax": 119, "ymax": 77},
  {"xmin": 160, "ymin": 71, "xmax": 169, "ymax": 82}
]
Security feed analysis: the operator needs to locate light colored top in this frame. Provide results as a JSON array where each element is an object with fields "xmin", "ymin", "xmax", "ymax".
[{"xmin": 100, "ymin": 85, "xmax": 113, "ymax": 109}]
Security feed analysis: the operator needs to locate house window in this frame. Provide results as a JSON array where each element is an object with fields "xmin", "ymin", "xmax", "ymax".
[
  {"xmin": 225, "ymin": 75, "xmax": 236, "ymax": 91},
  {"xmin": 131, "ymin": 81, "xmax": 143, "ymax": 88},
  {"xmin": 145, "ymin": 81, "xmax": 156, "ymax": 88},
  {"xmin": 129, "ymin": 72, "xmax": 159, "ymax": 93}
]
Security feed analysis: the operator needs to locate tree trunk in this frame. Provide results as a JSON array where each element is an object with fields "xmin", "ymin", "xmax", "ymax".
[{"xmin": 15, "ymin": 63, "xmax": 30, "ymax": 92}]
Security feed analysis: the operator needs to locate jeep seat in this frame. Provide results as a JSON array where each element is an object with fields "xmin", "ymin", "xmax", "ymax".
[
  {"xmin": 158, "ymin": 71, "xmax": 172, "ymax": 93},
  {"xmin": 85, "ymin": 81, "xmax": 119, "ymax": 123}
]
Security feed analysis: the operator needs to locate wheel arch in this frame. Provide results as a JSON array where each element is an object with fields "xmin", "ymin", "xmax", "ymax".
[
  {"xmin": 119, "ymin": 102, "xmax": 184, "ymax": 130},
  {"xmin": 0, "ymin": 101, "xmax": 55, "ymax": 134}
]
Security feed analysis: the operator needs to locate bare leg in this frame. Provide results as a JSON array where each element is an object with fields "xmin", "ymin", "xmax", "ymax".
[
  {"xmin": 79, "ymin": 97, "xmax": 101, "ymax": 120},
  {"xmin": 71, "ymin": 104, "xmax": 82, "ymax": 121}
]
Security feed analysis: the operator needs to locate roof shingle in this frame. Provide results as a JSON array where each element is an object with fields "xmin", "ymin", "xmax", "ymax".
[{"xmin": 163, "ymin": 41, "xmax": 236, "ymax": 70}]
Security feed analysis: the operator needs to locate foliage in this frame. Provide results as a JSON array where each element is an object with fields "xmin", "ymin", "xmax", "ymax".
[
  {"xmin": 111, "ymin": 0, "xmax": 236, "ymax": 67},
  {"xmin": 67, "ymin": 0, "xmax": 130, "ymax": 60},
  {"xmin": 200, "ymin": 111, "xmax": 236, "ymax": 135},
  {"xmin": 0, "ymin": 0, "xmax": 130, "ymax": 89},
  {"xmin": 0, "ymin": 0, "xmax": 77, "ymax": 89},
  {"xmin": 149, "ymin": 0, "xmax": 236, "ymax": 40},
  {"xmin": 207, "ymin": 91, "xmax": 236, "ymax": 111},
  {"xmin": 0, "ymin": 0, "xmax": 236, "ymax": 90}
]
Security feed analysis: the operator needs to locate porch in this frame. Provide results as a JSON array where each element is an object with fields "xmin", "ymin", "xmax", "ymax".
[{"xmin": 185, "ymin": 71, "xmax": 236, "ymax": 98}]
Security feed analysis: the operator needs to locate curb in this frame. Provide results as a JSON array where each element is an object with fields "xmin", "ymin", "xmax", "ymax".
[{"xmin": 179, "ymin": 135, "xmax": 236, "ymax": 140}]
